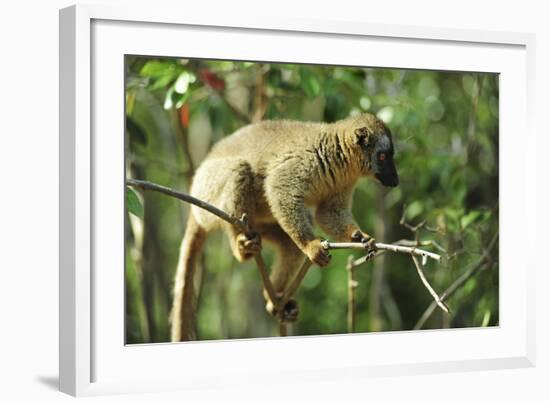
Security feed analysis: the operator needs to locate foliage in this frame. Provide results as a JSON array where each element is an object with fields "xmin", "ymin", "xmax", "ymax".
[
  {"xmin": 125, "ymin": 56, "xmax": 499, "ymax": 343},
  {"xmin": 126, "ymin": 187, "xmax": 144, "ymax": 219}
]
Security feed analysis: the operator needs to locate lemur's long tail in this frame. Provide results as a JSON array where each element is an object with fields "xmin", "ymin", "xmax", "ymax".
[{"xmin": 170, "ymin": 213, "xmax": 206, "ymax": 341}]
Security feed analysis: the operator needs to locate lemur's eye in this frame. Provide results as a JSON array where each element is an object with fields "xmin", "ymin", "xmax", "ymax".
[{"xmin": 378, "ymin": 152, "xmax": 387, "ymax": 161}]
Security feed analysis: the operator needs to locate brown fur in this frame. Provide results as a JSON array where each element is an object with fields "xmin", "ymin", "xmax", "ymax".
[{"xmin": 170, "ymin": 113, "xmax": 393, "ymax": 341}]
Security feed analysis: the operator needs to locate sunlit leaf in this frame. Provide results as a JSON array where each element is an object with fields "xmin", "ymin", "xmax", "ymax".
[
  {"xmin": 406, "ymin": 201, "xmax": 424, "ymax": 220},
  {"xmin": 461, "ymin": 210, "xmax": 482, "ymax": 229},
  {"xmin": 174, "ymin": 71, "xmax": 196, "ymax": 94},
  {"xmin": 140, "ymin": 60, "xmax": 176, "ymax": 78}
]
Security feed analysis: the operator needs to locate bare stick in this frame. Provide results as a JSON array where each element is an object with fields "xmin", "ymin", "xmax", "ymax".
[
  {"xmin": 400, "ymin": 205, "xmax": 440, "ymax": 234},
  {"xmin": 392, "ymin": 239, "xmax": 447, "ymax": 255},
  {"xmin": 279, "ymin": 258, "xmax": 312, "ymax": 314},
  {"xmin": 275, "ymin": 257, "xmax": 312, "ymax": 334},
  {"xmin": 322, "ymin": 240, "xmax": 441, "ymax": 263},
  {"xmin": 413, "ymin": 262, "xmax": 482, "ymax": 330},
  {"xmin": 350, "ymin": 250, "xmax": 383, "ymax": 268},
  {"xmin": 237, "ymin": 213, "xmax": 280, "ymax": 309},
  {"xmin": 254, "ymin": 254, "xmax": 279, "ymax": 309},
  {"xmin": 411, "ymin": 255, "xmax": 449, "ymax": 314},
  {"xmin": 414, "ymin": 232, "xmax": 498, "ymax": 330},
  {"xmin": 127, "ymin": 179, "xmax": 247, "ymax": 231},
  {"xmin": 346, "ymin": 255, "xmax": 357, "ymax": 333}
]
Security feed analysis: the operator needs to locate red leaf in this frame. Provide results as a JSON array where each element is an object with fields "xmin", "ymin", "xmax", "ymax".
[
  {"xmin": 199, "ymin": 69, "xmax": 225, "ymax": 91},
  {"xmin": 179, "ymin": 103, "xmax": 190, "ymax": 128}
]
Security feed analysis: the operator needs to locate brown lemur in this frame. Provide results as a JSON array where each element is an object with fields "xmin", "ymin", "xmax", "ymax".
[{"xmin": 170, "ymin": 112, "xmax": 399, "ymax": 341}]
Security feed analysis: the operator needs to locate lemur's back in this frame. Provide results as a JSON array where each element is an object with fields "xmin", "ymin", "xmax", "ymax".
[{"xmin": 206, "ymin": 120, "xmax": 325, "ymax": 166}]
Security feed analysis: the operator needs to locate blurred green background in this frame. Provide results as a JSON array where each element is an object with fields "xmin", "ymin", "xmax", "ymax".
[{"xmin": 125, "ymin": 56, "xmax": 499, "ymax": 344}]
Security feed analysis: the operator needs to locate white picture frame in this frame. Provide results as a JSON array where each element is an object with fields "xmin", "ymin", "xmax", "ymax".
[{"xmin": 59, "ymin": 3, "xmax": 536, "ymax": 397}]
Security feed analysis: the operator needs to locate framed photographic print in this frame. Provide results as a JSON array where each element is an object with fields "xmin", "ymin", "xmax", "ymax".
[{"xmin": 59, "ymin": 4, "xmax": 536, "ymax": 396}]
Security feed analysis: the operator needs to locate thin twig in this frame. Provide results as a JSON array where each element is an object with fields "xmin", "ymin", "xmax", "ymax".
[
  {"xmin": 254, "ymin": 254, "xmax": 279, "ymax": 311},
  {"xmin": 127, "ymin": 179, "xmax": 246, "ymax": 230},
  {"xmin": 279, "ymin": 258, "xmax": 312, "ymax": 316},
  {"xmin": 411, "ymin": 256, "xmax": 449, "ymax": 314},
  {"xmin": 322, "ymin": 241, "xmax": 441, "ymax": 263},
  {"xmin": 400, "ymin": 205, "xmax": 440, "ymax": 235},
  {"xmin": 414, "ymin": 231, "xmax": 498, "ymax": 330},
  {"xmin": 351, "ymin": 251, "xmax": 381, "ymax": 268},
  {"xmin": 392, "ymin": 239, "xmax": 447, "ymax": 255},
  {"xmin": 275, "ymin": 257, "xmax": 312, "ymax": 334},
  {"xmin": 346, "ymin": 255, "xmax": 357, "ymax": 333}
]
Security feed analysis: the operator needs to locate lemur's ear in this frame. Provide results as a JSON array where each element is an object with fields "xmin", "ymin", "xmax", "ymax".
[{"xmin": 354, "ymin": 127, "xmax": 369, "ymax": 145}]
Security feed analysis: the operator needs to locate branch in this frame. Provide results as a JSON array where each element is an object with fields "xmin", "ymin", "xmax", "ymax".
[
  {"xmin": 127, "ymin": 178, "xmax": 247, "ymax": 231},
  {"xmin": 346, "ymin": 255, "xmax": 357, "ymax": 333},
  {"xmin": 413, "ymin": 231, "xmax": 498, "ymax": 330},
  {"xmin": 322, "ymin": 241, "xmax": 441, "ymax": 263},
  {"xmin": 278, "ymin": 258, "xmax": 312, "ymax": 318},
  {"xmin": 399, "ymin": 205, "xmax": 441, "ymax": 234},
  {"xmin": 411, "ymin": 255, "xmax": 449, "ymax": 314},
  {"xmin": 392, "ymin": 238, "xmax": 447, "ymax": 255},
  {"xmin": 327, "ymin": 238, "xmax": 445, "ymax": 334}
]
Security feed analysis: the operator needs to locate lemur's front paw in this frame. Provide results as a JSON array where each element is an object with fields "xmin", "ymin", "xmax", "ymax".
[
  {"xmin": 236, "ymin": 232, "xmax": 262, "ymax": 261},
  {"xmin": 351, "ymin": 230, "xmax": 377, "ymax": 253},
  {"xmin": 305, "ymin": 239, "xmax": 331, "ymax": 267}
]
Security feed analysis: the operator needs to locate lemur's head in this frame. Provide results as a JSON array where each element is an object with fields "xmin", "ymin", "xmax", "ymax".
[{"xmin": 353, "ymin": 113, "xmax": 399, "ymax": 188}]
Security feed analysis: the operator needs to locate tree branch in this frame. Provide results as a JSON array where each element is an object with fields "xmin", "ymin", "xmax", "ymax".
[
  {"xmin": 321, "ymin": 240, "xmax": 441, "ymax": 263},
  {"xmin": 411, "ymin": 255, "xmax": 449, "ymax": 314},
  {"xmin": 127, "ymin": 178, "xmax": 247, "ymax": 231},
  {"xmin": 324, "ymin": 239, "xmax": 445, "ymax": 334},
  {"xmin": 413, "ymin": 231, "xmax": 498, "ymax": 330},
  {"xmin": 279, "ymin": 258, "xmax": 312, "ymax": 318},
  {"xmin": 346, "ymin": 255, "xmax": 357, "ymax": 333}
]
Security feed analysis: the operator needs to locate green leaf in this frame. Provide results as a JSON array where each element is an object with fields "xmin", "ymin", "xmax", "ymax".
[
  {"xmin": 175, "ymin": 91, "xmax": 191, "ymax": 109},
  {"xmin": 140, "ymin": 60, "xmax": 175, "ymax": 78},
  {"xmin": 140, "ymin": 60, "xmax": 181, "ymax": 90},
  {"xmin": 149, "ymin": 74, "xmax": 177, "ymax": 91},
  {"xmin": 126, "ymin": 187, "xmax": 144, "ymax": 219},
  {"xmin": 461, "ymin": 210, "xmax": 481, "ymax": 229},
  {"xmin": 406, "ymin": 201, "xmax": 424, "ymax": 221}
]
